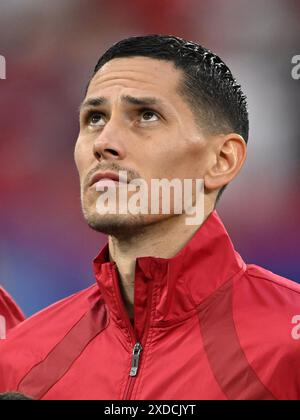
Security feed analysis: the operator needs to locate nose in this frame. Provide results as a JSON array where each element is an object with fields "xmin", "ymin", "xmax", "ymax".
[{"xmin": 93, "ymin": 118, "xmax": 127, "ymax": 162}]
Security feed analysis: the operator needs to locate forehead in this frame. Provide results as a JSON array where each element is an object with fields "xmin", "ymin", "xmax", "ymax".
[{"xmin": 86, "ymin": 56, "xmax": 183, "ymax": 102}]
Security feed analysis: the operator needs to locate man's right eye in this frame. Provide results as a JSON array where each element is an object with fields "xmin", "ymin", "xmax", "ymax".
[{"xmin": 87, "ymin": 112, "xmax": 106, "ymax": 127}]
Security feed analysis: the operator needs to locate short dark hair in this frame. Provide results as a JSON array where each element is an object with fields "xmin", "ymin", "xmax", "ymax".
[
  {"xmin": 87, "ymin": 35, "xmax": 249, "ymax": 202},
  {"xmin": 0, "ymin": 392, "xmax": 33, "ymax": 400}
]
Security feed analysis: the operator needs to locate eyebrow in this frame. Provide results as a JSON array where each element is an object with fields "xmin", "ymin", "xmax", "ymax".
[{"xmin": 79, "ymin": 95, "xmax": 165, "ymax": 113}]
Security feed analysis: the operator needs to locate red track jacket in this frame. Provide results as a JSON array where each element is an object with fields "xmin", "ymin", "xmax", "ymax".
[
  {"xmin": 0, "ymin": 288, "xmax": 25, "ymax": 336},
  {"xmin": 0, "ymin": 211, "xmax": 300, "ymax": 400}
]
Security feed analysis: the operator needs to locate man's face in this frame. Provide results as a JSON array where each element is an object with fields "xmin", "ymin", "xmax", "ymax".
[{"xmin": 75, "ymin": 56, "xmax": 212, "ymax": 235}]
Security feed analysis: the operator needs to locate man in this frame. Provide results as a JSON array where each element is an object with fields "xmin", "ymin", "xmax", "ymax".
[
  {"xmin": 0, "ymin": 287, "xmax": 25, "ymax": 337},
  {"xmin": 0, "ymin": 35, "xmax": 299, "ymax": 400}
]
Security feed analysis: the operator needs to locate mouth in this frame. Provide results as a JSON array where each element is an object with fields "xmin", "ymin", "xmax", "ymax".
[{"xmin": 89, "ymin": 171, "xmax": 129, "ymax": 188}]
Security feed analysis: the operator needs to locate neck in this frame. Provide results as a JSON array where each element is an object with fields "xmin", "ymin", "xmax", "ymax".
[{"xmin": 108, "ymin": 206, "xmax": 213, "ymax": 319}]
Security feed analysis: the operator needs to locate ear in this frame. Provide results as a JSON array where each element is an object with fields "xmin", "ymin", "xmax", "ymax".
[{"xmin": 204, "ymin": 133, "xmax": 247, "ymax": 192}]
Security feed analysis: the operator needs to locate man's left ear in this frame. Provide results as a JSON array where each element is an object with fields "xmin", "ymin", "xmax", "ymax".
[{"xmin": 204, "ymin": 133, "xmax": 247, "ymax": 191}]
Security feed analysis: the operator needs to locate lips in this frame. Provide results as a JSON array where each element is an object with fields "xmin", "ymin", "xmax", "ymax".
[{"xmin": 89, "ymin": 171, "xmax": 128, "ymax": 187}]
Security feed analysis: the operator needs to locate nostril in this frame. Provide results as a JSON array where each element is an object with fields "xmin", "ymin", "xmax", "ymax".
[
  {"xmin": 93, "ymin": 143, "xmax": 122, "ymax": 161},
  {"xmin": 106, "ymin": 148, "xmax": 119, "ymax": 157}
]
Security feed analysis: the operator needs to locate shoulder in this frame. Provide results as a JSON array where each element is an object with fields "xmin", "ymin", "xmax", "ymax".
[
  {"xmin": 0, "ymin": 283, "xmax": 102, "ymax": 392},
  {"xmin": 233, "ymin": 264, "xmax": 300, "ymax": 399},
  {"xmin": 9, "ymin": 283, "xmax": 101, "ymax": 337},
  {"xmin": 246, "ymin": 264, "xmax": 300, "ymax": 295},
  {"xmin": 234, "ymin": 263, "xmax": 300, "ymax": 315},
  {"xmin": 233, "ymin": 263, "xmax": 300, "ymax": 330},
  {"xmin": 2, "ymin": 283, "xmax": 102, "ymax": 345}
]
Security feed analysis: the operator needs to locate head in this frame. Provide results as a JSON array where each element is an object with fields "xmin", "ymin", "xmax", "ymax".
[
  {"xmin": 75, "ymin": 35, "xmax": 248, "ymax": 236},
  {"xmin": 0, "ymin": 392, "xmax": 33, "ymax": 400}
]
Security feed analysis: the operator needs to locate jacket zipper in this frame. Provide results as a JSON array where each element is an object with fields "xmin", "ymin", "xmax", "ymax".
[
  {"xmin": 123, "ymin": 342, "xmax": 143, "ymax": 400},
  {"xmin": 109, "ymin": 265, "xmax": 152, "ymax": 400},
  {"xmin": 123, "ymin": 289, "xmax": 153, "ymax": 400},
  {"xmin": 130, "ymin": 342, "xmax": 143, "ymax": 377}
]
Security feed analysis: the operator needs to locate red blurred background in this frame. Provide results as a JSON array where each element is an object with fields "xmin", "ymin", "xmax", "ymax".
[{"xmin": 0, "ymin": 0, "xmax": 299, "ymax": 316}]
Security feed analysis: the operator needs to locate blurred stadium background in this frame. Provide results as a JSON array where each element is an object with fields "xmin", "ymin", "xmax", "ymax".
[{"xmin": 0, "ymin": 0, "xmax": 299, "ymax": 316}]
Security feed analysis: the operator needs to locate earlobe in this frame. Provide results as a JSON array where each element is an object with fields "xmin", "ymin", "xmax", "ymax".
[{"xmin": 204, "ymin": 133, "xmax": 247, "ymax": 192}]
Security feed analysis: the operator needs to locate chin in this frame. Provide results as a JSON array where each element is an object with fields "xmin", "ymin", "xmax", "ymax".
[
  {"xmin": 84, "ymin": 210, "xmax": 142, "ymax": 235},
  {"xmin": 83, "ymin": 209, "xmax": 172, "ymax": 238}
]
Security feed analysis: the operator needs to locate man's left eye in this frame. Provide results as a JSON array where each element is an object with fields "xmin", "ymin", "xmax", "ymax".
[{"xmin": 140, "ymin": 110, "xmax": 159, "ymax": 122}]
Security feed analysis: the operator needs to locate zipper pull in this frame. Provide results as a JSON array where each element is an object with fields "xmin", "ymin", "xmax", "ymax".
[{"xmin": 129, "ymin": 342, "xmax": 143, "ymax": 377}]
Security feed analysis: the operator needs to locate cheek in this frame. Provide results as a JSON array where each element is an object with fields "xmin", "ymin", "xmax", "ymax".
[
  {"xmin": 74, "ymin": 137, "xmax": 90, "ymax": 175},
  {"xmin": 161, "ymin": 134, "xmax": 208, "ymax": 178},
  {"xmin": 181, "ymin": 134, "xmax": 209, "ymax": 173}
]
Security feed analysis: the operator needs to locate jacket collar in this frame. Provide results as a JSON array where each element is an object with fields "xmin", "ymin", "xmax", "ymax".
[{"xmin": 93, "ymin": 210, "xmax": 246, "ymax": 330}]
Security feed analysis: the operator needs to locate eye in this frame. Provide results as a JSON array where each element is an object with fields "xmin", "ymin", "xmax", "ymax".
[
  {"xmin": 87, "ymin": 112, "xmax": 106, "ymax": 127},
  {"xmin": 140, "ymin": 110, "xmax": 159, "ymax": 122}
]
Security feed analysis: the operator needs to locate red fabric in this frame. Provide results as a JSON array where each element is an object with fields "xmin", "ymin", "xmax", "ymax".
[
  {"xmin": 0, "ymin": 210, "xmax": 300, "ymax": 400},
  {"xmin": 0, "ymin": 288, "xmax": 25, "ymax": 333}
]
